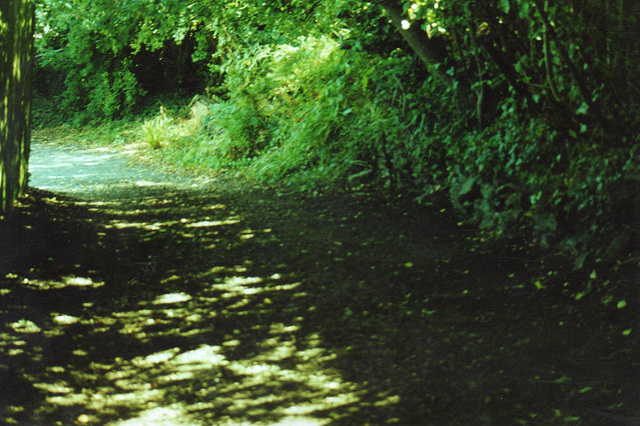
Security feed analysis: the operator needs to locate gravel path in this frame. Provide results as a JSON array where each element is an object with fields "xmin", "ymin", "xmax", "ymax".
[{"xmin": 29, "ymin": 141, "xmax": 210, "ymax": 198}]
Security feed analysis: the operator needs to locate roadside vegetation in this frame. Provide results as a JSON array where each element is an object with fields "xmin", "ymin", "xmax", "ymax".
[{"xmin": 33, "ymin": 0, "xmax": 639, "ymax": 265}]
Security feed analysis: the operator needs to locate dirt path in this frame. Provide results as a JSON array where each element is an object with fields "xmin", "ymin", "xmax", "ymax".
[{"xmin": 0, "ymin": 139, "xmax": 638, "ymax": 424}]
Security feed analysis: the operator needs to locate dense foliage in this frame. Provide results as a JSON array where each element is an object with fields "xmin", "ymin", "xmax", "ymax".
[{"xmin": 33, "ymin": 0, "xmax": 640, "ymax": 262}]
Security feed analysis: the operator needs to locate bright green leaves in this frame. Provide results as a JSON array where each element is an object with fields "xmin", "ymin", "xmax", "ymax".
[
  {"xmin": 575, "ymin": 102, "xmax": 589, "ymax": 115},
  {"xmin": 205, "ymin": 34, "xmax": 363, "ymax": 183},
  {"xmin": 498, "ymin": 0, "xmax": 510, "ymax": 14},
  {"xmin": 574, "ymin": 291, "xmax": 586, "ymax": 301},
  {"xmin": 553, "ymin": 375, "xmax": 571, "ymax": 384}
]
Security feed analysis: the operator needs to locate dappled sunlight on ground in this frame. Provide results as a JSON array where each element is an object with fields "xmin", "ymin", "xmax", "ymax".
[
  {"xmin": 12, "ymin": 275, "xmax": 105, "ymax": 291},
  {"xmin": 36, "ymin": 325, "xmax": 367, "ymax": 425},
  {"xmin": 3, "ymin": 250, "xmax": 384, "ymax": 424},
  {"xmin": 1, "ymin": 154, "xmax": 398, "ymax": 423}
]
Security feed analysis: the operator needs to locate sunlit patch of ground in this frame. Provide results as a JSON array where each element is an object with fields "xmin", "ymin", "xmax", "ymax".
[
  {"xmin": 40, "ymin": 334, "xmax": 368, "ymax": 425},
  {"xmin": 9, "ymin": 263, "xmax": 394, "ymax": 424}
]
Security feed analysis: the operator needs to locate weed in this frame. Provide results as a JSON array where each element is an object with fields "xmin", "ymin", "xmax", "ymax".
[{"xmin": 142, "ymin": 108, "xmax": 172, "ymax": 149}]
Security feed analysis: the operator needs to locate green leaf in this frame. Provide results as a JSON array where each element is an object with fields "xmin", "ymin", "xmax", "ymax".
[
  {"xmin": 601, "ymin": 295, "xmax": 613, "ymax": 306},
  {"xmin": 498, "ymin": 0, "xmax": 510, "ymax": 14},
  {"xmin": 553, "ymin": 375, "xmax": 571, "ymax": 384},
  {"xmin": 576, "ymin": 102, "xmax": 589, "ymax": 115},
  {"xmin": 617, "ymin": 300, "xmax": 627, "ymax": 309}
]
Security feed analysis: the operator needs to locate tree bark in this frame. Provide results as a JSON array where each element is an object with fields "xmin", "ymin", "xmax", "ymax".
[
  {"xmin": 377, "ymin": 0, "xmax": 475, "ymax": 110},
  {"xmin": 0, "ymin": 0, "xmax": 34, "ymax": 211}
]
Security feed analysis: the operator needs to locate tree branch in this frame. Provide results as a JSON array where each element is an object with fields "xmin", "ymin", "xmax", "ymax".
[
  {"xmin": 532, "ymin": 0, "xmax": 606, "ymax": 127},
  {"xmin": 377, "ymin": 0, "xmax": 475, "ymax": 111}
]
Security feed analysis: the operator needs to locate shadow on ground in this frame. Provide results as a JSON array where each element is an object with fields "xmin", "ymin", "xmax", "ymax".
[{"xmin": 0, "ymin": 180, "xmax": 639, "ymax": 424}]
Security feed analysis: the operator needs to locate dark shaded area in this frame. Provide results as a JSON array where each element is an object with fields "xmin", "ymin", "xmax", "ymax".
[
  {"xmin": 1, "ymin": 168, "xmax": 638, "ymax": 424},
  {"xmin": 33, "ymin": 36, "xmax": 212, "ymax": 124},
  {"xmin": 130, "ymin": 37, "xmax": 212, "ymax": 97}
]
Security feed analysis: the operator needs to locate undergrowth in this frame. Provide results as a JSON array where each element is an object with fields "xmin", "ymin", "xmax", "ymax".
[{"xmin": 33, "ymin": 32, "xmax": 640, "ymax": 269}]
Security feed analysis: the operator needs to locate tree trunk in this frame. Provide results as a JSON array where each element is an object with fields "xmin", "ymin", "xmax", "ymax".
[
  {"xmin": 378, "ymin": 0, "xmax": 475, "ymax": 111},
  {"xmin": 0, "ymin": 0, "xmax": 34, "ymax": 211}
]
